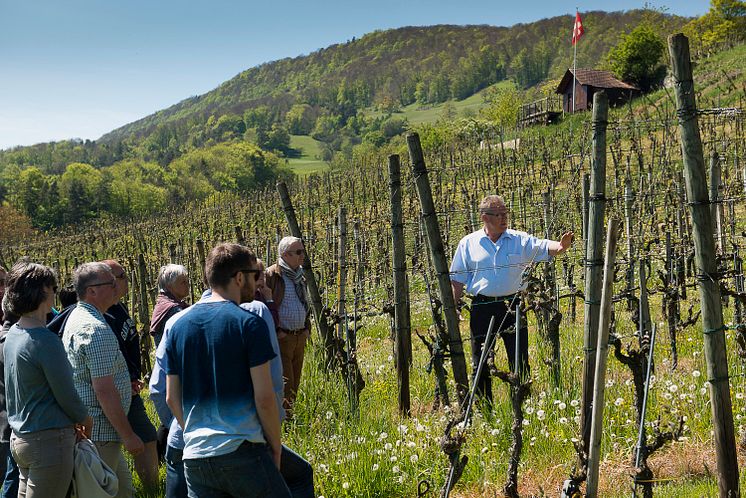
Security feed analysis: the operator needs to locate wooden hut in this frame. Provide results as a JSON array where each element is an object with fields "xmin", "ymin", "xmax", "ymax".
[{"xmin": 556, "ymin": 68, "xmax": 638, "ymax": 113}]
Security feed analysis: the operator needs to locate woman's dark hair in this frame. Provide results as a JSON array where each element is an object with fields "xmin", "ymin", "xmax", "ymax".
[
  {"xmin": 5, "ymin": 261, "xmax": 57, "ymax": 316},
  {"xmin": 59, "ymin": 284, "xmax": 78, "ymax": 309}
]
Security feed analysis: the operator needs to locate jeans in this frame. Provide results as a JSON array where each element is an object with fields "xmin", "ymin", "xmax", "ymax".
[
  {"xmin": 1, "ymin": 442, "xmax": 18, "ymax": 498},
  {"xmin": 165, "ymin": 446, "xmax": 188, "ymax": 498},
  {"xmin": 10, "ymin": 427, "xmax": 75, "ymax": 498},
  {"xmin": 280, "ymin": 446, "xmax": 314, "ymax": 498},
  {"xmin": 184, "ymin": 441, "xmax": 290, "ymax": 498}
]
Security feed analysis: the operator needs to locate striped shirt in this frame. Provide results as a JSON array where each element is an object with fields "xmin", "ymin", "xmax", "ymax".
[{"xmin": 62, "ymin": 301, "xmax": 132, "ymax": 442}]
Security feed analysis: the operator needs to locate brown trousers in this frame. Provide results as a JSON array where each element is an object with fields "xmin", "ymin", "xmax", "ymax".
[{"xmin": 278, "ymin": 330, "xmax": 308, "ymax": 415}]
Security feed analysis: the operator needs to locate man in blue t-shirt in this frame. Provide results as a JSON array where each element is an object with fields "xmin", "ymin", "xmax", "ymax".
[{"xmin": 165, "ymin": 243, "xmax": 290, "ymax": 497}]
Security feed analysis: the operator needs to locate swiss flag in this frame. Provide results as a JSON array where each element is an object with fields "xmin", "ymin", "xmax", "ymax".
[{"xmin": 572, "ymin": 11, "xmax": 585, "ymax": 45}]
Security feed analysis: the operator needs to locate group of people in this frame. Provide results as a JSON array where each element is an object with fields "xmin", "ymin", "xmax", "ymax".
[
  {"xmin": 0, "ymin": 192, "xmax": 573, "ymax": 496},
  {"xmin": 0, "ymin": 235, "xmax": 315, "ymax": 498}
]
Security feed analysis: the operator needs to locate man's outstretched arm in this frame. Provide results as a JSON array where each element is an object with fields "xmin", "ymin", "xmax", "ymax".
[{"xmin": 548, "ymin": 231, "xmax": 574, "ymax": 257}]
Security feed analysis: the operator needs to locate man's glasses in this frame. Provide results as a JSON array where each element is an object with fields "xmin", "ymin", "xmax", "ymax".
[
  {"xmin": 87, "ymin": 280, "xmax": 116, "ymax": 289},
  {"xmin": 482, "ymin": 211, "xmax": 509, "ymax": 218},
  {"xmin": 233, "ymin": 268, "xmax": 262, "ymax": 282},
  {"xmin": 287, "ymin": 249, "xmax": 305, "ymax": 256},
  {"xmin": 114, "ymin": 272, "xmax": 127, "ymax": 280}
]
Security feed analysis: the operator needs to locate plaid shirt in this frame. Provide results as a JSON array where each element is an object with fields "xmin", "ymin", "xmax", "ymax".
[
  {"xmin": 62, "ymin": 301, "xmax": 132, "ymax": 442},
  {"xmin": 277, "ymin": 275, "xmax": 308, "ymax": 330}
]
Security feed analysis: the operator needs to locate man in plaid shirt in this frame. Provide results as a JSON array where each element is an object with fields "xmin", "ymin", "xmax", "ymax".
[{"xmin": 62, "ymin": 262, "xmax": 144, "ymax": 498}]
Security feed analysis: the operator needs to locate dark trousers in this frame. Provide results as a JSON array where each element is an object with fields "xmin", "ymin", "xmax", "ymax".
[
  {"xmin": 184, "ymin": 441, "xmax": 290, "ymax": 498},
  {"xmin": 165, "ymin": 445, "xmax": 188, "ymax": 498},
  {"xmin": 280, "ymin": 445, "xmax": 314, "ymax": 498},
  {"xmin": 469, "ymin": 297, "xmax": 530, "ymax": 403},
  {"xmin": 1, "ymin": 445, "xmax": 19, "ymax": 498}
]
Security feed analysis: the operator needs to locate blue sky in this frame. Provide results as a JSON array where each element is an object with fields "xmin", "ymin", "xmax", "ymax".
[{"xmin": 0, "ymin": 0, "xmax": 710, "ymax": 149}]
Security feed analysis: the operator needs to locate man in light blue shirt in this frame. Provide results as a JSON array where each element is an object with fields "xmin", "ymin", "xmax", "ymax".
[{"xmin": 450, "ymin": 195, "xmax": 573, "ymax": 402}]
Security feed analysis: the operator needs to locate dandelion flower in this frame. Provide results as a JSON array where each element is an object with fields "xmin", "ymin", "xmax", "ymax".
[
  {"xmin": 372, "ymin": 464, "xmax": 379, "ymax": 471},
  {"xmin": 558, "ymin": 402, "xmax": 567, "ymax": 410},
  {"xmin": 342, "ymin": 482, "xmax": 350, "ymax": 490},
  {"xmin": 668, "ymin": 384, "xmax": 678, "ymax": 393},
  {"xmin": 614, "ymin": 397, "xmax": 624, "ymax": 407},
  {"xmin": 692, "ymin": 370, "xmax": 701, "ymax": 378},
  {"xmin": 393, "ymin": 465, "xmax": 400, "ymax": 473},
  {"xmin": 326, "ymin": 411, "xmax": 333, "ymax": 420},
  {"xmin": 410, "ymin": 454, "xmax": 419, "ymax": 463},
  {"xmin": 536, "ymin": 410, "xmax": 546, "ymax": 420},
  {"xmin": 570, "ymin": 399, "xmax": 580, "ymax": 407}
]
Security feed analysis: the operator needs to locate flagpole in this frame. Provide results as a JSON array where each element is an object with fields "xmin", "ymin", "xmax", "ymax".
[{"xmin": 572, "ymin": 9, "xmax": 578, "ymax": 113}]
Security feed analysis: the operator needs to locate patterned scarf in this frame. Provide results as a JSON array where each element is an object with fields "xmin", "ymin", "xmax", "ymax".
[{"xmin": 279, "ymin": 257, "xmax": 309, "ymax": 313}]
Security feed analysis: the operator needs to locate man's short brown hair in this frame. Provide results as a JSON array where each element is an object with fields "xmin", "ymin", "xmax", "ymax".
[{"xmin": 205, "ymin": 243, "xmax": 256, "ymax": 289}]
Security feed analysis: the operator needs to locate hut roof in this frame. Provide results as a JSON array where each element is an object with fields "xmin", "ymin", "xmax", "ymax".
[{"xmin": 556, "ymin": 69, "xmax": 639, "ymax": 93}]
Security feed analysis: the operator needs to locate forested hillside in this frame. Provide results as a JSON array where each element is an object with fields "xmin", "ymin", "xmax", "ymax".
[{"xmin": 0, "ymin": 8, "xmax": 716, "ymax": 231}]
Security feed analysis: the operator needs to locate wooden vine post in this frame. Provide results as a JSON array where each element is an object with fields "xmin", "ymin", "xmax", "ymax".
[
  {"xmin": 389, "ymin": 154, "xmax": 412, "ymax": 416},
  {"xmin": 580, "ymin": 91, "xmax": 608, "ymax": 459},
  {"xmin": 276, "ymin": 181, "xmax": 365, "ymax": 398},
  {"xmin": 137, "ymin": 253, "xmax": 153, "ymax": 374},
  {"xmin": 669, "ymin": 33, "xmax": 740, "ymax": 497},
  {"xmin": 407, "ymin": 132, "xmax": 469, "ymax": 403},
  {"xmin": 586, "ymin": 218, "xmax": 619, "ymax": 497}
]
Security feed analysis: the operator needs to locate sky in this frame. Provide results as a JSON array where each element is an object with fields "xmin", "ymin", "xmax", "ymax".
[{"xmin": 0, "ymin": 0, "xmax": 711, "ymax": 149}]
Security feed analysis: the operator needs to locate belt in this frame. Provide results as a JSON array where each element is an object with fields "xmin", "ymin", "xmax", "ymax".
[
  {"xmin": 278, "ymin": 327, "xmax": 307, "ymax": 335},
  {"xmin": 473, "ymin": 293, "xmax": 520, "ymax": 304}
]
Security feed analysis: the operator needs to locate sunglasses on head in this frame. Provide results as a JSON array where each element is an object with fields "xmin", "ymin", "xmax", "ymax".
[{"xmin": 233, "ymin": 268, "xmax": 262, "ymax": 282}]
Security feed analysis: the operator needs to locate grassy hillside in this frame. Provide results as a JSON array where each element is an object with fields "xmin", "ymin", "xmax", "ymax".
[{"xmin": 286, "ymin": 135, "xmax": 328, "ymax": 175}]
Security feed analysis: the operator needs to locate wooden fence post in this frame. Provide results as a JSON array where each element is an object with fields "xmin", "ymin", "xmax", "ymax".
[
  {"xmin": 276, "ymin": 181, "xmax": 336, "ymax": 367},
  {"xmin": 137, "ymin": 253, "xmax": 153, "ymax": 375},
  {"xmin": 580, "ymin": 91, "xmax": 609, "ymax": 460},
  {"xmin": 669, "ymin": 33, "xmax": 740, "ymax": 498},
  {"xmin": 586, "ymin": 218, "xmax": 619, "ymax": 498},
  {"xmin": 389, "ymin": 155, "xmax": 412, "ymax": 416},
  {"xmin": 407, "ymin": 133, "xmax": 469, "ymax": 403}
]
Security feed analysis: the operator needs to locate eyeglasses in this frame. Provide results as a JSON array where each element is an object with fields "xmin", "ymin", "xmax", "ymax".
[
  {"xmin": 233, "ymin": 268, "xmax": 262, "ymax": 282},
  {"xmin": 87, "ymin": 280, "xmax": 116, "ymax": 289},
  {"xmin": 287, "ymin": 249, "xmax": 305, "ymax": 256},
  {"xmin": 482, "ymin": 211, "xmax": 509, "ymax": 218},
  {"xmin": 114, "ymin": 272, "xmax": 127, "ymax": 280}
]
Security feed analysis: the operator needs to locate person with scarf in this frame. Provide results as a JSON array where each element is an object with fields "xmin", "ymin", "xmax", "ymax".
[
  {"xmin": 265, "ymin": 237, "xmax": 310, "ymax": 419},
  {"xmin": 150, "ymin": 264, "xmax": 190, "ymax": 348}
]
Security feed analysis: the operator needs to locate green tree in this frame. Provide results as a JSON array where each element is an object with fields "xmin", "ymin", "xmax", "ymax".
[
  {"xmin": 285, "ymin": 104, "xmax": 315, "ymax": 135},
  {"xmin": 605, "ymin": 24, "xmax": 666, "ymax": 92},
  {"xmin": 480, "ymin": 86, "xmax": 520, "ymax": 130}
]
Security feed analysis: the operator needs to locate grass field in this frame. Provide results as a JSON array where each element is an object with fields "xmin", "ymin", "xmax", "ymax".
[{"xmin": 285, "ymin": 135, "xmax": 329, "ymax": 175}]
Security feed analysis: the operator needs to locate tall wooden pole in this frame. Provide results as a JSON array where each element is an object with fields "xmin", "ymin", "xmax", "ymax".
[
  {"xmin": 277, "ymin": 181, "xmax": 337, "ymax": 368},
  {"xmin": 669, "ymin": 33, "xmax": 740, "ymax": 497},
  {"xmin": 389, "ymin": 155, "xmax": 412, "ymax": 416},
  {"xmin": 586, "ymin": 218, "xmax": 619, "ymax": 498},
  {"xmin": 407, "ymin": 133, "xmax": 469, "ymax": 403},
  {"xmin": 580, "ymin": 91, "xmax": 608, "ymax": 458}
]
